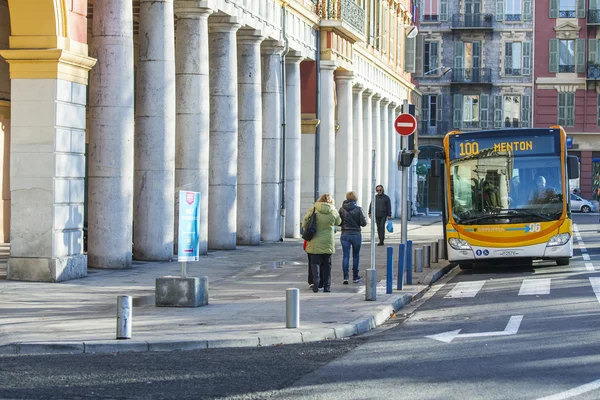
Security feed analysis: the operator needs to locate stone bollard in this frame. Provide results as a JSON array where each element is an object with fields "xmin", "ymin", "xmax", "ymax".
[
  {"xmin": 423, "ymin": 245, "xmax": 431, "ymax": 268},
  {"xmin": 414, "ymin": 248, "xmax": 423, "ymax": 272},
  {"xmin": 117, "ymin": 295, "xmax": 132, "ymax": 340},
  {"xmin": 431, "ymin": 242, "xmax": 439, "ymax": 263},
  {"xmin": 286, "ymin": 288, "xmax": 300, "ymax": 328}
]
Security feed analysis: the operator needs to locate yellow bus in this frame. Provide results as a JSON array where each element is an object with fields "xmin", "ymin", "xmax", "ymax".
[{"xmin": 432, "ymin": 126, "xmax": 579, "ymax": 269}]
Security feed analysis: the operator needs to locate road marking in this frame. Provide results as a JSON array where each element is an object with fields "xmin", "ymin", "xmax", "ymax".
[
  {"xmin": 586, "ymin": 263, "xmax": 595, "ymax": 271},
  {"xmin": 583, "ymin": 253, "xmax": 591, "ymax": 261},
  {"xmin": 426, "ymin": 315, "xmax": 523, "ymax": 343},
  {"xmin": 590, "ymin": 278, "xmax": 600, "ymax": 303},
  {"xmin": 536, "ymin": 379, "xmax": 600, "ymax": 400},
  {"xmin": 445, "ymin": 281, "xmax": 485, "ymax": 298},
  {"xmin": 518, "ymin": 279, "xmax": 551, "ymax": 296}
]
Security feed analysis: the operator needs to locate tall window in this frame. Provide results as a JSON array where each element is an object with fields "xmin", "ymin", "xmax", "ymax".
[
  {"xmin": 505, "ymin": 42, "xmax": 522, "ymax": 75},
  {"xmin": 504, "ymin": 96, "xmax": 521, "ymax": 127},
  {"xmin": 559, "ymin": 40, "xmax": 575, "ymax": 72},
  {"xmin": 463, "ymin": 95, "xmax": 480, "ymax": 127},
  {"xmin": 559, "ymin": 0, "xmax": 576, "ymax": 18},
  {"xmin": 422, "ymin": 0, "xmax": 439, "ymax": 21},
  {"xmin": 428, "ymin": 95, "xmax": 438, "ymax": 127},
  {"xmin": 505, "ymin": 0, "xmax": 522, "ymax": 20},
  {"xmin": 423, "ymin": 41, "xmax": 439, "ymax": 75},
  {"xmin": 558, "ymin": 93, "xmax": 575, "ymax": 127}
]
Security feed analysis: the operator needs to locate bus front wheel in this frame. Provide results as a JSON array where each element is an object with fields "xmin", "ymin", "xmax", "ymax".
[{"xmin": 556, "ymin": 258, "xmax": 570, "ymax": 266}]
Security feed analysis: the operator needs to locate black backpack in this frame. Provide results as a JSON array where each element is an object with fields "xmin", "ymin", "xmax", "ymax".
[{"xmin": 302, "ymin": 208, "xmax": 317, "ymax": 241}]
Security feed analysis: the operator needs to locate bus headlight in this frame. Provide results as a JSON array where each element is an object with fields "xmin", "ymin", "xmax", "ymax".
[
  {"xmin": 547, "ymin": 233, "xmax": 570, "ymax": 247},
  {"xmin": 448, "ymin": 238, "xmax": 472, "ymax": 250}
]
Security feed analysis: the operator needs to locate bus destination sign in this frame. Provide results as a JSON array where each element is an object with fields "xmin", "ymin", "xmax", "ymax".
[{"xmin": 450, "ymin": 135, "xmax": 556, "ymax": 160}]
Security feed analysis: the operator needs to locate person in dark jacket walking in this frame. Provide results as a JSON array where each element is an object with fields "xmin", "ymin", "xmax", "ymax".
[
  {"xmin": 339, "ymin": 191, "xmax": 368, "ymax": 284},
  {"xmin": 368, "ymin": 185, "xmax": 392, "ymax": 246}
]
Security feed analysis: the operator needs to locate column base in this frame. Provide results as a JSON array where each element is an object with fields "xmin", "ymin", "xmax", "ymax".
[
  {"xmin": 155, "ymin": 276, "xmax": 209, "ymax": 307},
  {"xmin": 7, "ymin": 255, "xmax": 87, "ymax": 282}
]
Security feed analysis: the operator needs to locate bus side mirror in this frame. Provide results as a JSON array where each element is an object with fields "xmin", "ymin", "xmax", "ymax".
[
  {"xmin": 567, "ymin": 156, "xmax": 579, "ymax": 179},
  {"xmin": 431, "ymin": 159, "xmax": 441, "ymax": 178}
]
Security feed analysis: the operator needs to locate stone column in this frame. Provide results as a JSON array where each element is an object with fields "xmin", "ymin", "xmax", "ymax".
[
  {"xmin": 387, "ymin": 104, "xmax": 397, "ymax": 216},
  {"xmin": 134, "ymin": 0, "xmax": 176, "ymax": 260},
  {"xmin": 237, "ymin": 29, "xmax": 263, "ymax": 245},
  {"xmin": 260, "ymin": 40, "xmax": 284, "ymax": 242},
  {"xmin": 362, "ymin": 89, "xmax": 374, "ymax": 211},
  {"xmin": 319, "ymin": 61, "xmax": 337, "ymax": 197},
  {"xmin": 174, "ymin": 4, "xmax": 212, "ymax": 255},
  {"xmin": 352, "ymin": 85, "xmax": 364, "ymax": 207},
  {"xmin": 371, "ymin": 94, "xmax": 381, "ymax": 188},
  {"xmin": 208, "ymin": 16, "xmax": 240, "ymax": 249},
  {"xmin": 334, "ymin": 71, "xmax": 353, "ymax": 206},
  {"xmin": 380, "ymin": 99, "xmax": 390, "ymax": 191},
  {"xmin": 284, "ymin": 52, "xmax": 303, "ymax": 238},
  {"xmin": 88, "ymin": 0, "xmax": 135, "ymax": 269}
]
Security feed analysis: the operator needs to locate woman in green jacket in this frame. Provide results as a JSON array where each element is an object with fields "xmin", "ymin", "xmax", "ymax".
[{"xmin": 302, "ymin": 194, "xmax": 341, "ymax": 293}]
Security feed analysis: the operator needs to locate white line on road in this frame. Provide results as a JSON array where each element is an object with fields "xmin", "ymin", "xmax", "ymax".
[
  {"xmin": 518, "ymin": 279, "xmax": 551, "ymax": 296},
  {"xmin": 536, "ymin": 379, "xmax": 600, "ymax": 400},
  {"xmin": 589, "ymin": 278, "xmax": 600, "ymax": 304},
  {"xmin": 583, "ymin": 253, "xmax": 591, "ymax": 261},
  {"xmin": 445, "ymin": 281, "xmax": 486, "ymax": 298},
  {"xmin": 426, "ymin": 315, "xmax": 523, "ymax": 343},
  {"xmin": 586, "ymin": 263, "xmax": 595, "ymax": 271}
]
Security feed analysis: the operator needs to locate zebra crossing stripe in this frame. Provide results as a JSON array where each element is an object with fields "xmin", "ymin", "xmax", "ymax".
[
  {"xmin": 589, "ymin": 278, "xmax": 600, "ymax": 304},
  {"xmin": 586, "ymin": 263, "xmax": 595, "ymax": 271},
  {"xmin": 519, "ymin": 279, "xmax": 551, "ymax": 296},
  {"xmin": 583, "ymin": 253, "xmax": 591, "ymax": 261},
  {"xmin": 445, "ymin": 281, "xmax": 485, "ymax": 298}
]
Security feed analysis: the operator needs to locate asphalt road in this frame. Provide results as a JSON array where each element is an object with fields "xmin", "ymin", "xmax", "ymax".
[{"xmin": 1, "ymin": 213, "xmax": 599, "ymax": 400}]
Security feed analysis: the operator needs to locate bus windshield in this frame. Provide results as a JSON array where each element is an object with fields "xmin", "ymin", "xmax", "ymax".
[{"xmin": 450, "ymin": 143, "xmax": 564, "ymax": 225}]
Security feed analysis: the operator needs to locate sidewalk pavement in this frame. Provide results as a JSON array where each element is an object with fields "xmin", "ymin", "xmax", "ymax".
[{"xmin": 0, "ymin": 215, "xmax": 454, "ymax": 355}]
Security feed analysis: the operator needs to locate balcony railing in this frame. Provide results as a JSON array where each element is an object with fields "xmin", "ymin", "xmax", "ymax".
[
  {"xmin": 318, "ymin": 0, "xmax": 366, "ymax": 35},
  {"xmin": 504, "ymin": 13, "xmax": 522, "ymax": 21},
  {"xmin": 504, "ymin": 67, "xmax": 522, "ymax": 76},
  {"xmin": 559, "ymin": 65, "xmax": 575, "ymax": 73},
  {"xmin": 559, "ymin": 10, "xmax": 576, "ymax": 18},
  {"xmin": 588, "ymin": 63, "xmax": 600, "ymax": 79},
  {"xmin": 422, "ymin": 14, "xmax": 439, "ymax": 22},
  {"xmin": 588, "ymin": 9, "xmax": 600, "ymax": 24},
  {"xmin": 419, "ymin": 120, "xmax": 450, "ymax": 136},
  {"xmin": 451, "ymin": 68, "xmax": 493, "ymax": 84},
  {"xmin": 451, "ymin": 13, "xmax": 493, "ymax": 29}
]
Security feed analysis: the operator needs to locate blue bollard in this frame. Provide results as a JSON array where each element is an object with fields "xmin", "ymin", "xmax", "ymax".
[
  {"xmin": 397, "ymin": 243, "xmax": 405, "ymax": 290},
  {"xmin": 386, "ymin": 246, "xmax": 393, "ymax": 294},
  {"xmin": 406, "ymin": 240, "xmax": 413, "ymax": 285}
]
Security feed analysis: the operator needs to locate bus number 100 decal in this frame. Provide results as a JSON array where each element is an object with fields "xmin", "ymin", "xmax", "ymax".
[{"xmin": 459, "ymin": 142, "xmax": 479, "ymax": 156}]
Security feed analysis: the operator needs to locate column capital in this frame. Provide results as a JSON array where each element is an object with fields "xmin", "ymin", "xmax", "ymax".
[
  {"xmin": 237, "ymin": 29, "xmax": 264, "ymax": 44},
  {"xmin": 261, "ymin": 39, "xmax": 285, "ymax": 55},
  {"xmin": 335, "ymin": 71, "xmax": 354, "ymax": 82},
  {"xmin": 380, "ymin": 98, "xmax": 391, "ymax": 106},
  {"xmin": 174, "ymin": 1, "xmax": 214, "ymax": 18},
  {"xmin": 285, "ymin": 50, "xmax": 304, "ymax": 64},
  {"xmin": 320, "ymin": 60, "xmax": 337, "ymax": 71},
  {"xmin": 362, "ymin": 88, "xmax": 374, "ymax": 97},
  {"xmin": 372, "ymin": 93, "xmax": 382, "ymax": 102},
  {"xmin": 208, "ymin": 16, "xmax": 241, "ymax": 33},
  {"xmin": 353, "ymin": 84, "xmax": 365, "ymax": 94}
]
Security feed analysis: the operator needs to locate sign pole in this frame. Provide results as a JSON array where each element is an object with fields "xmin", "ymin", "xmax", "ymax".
[{"xmin": 400, "ymin": 100, "xmax": 410, "ymax": 277}]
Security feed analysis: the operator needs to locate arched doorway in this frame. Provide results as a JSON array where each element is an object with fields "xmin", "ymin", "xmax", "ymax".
[{"xmin": 417, "ymin": 145, "xmax": 443, "ymax": 214}]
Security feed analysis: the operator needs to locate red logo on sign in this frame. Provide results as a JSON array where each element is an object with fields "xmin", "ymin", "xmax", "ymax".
[
  {"xmin": 186, "ymin": 192, "xmax": 195, "ymax": 205},
  {"xmin": 394, "ymin": 113, "xmax": 417, "ymax": 136}
]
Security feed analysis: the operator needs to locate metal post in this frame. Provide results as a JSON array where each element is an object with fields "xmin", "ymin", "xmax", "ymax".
[
  {"xmin": 117, "ymin": 295, "xmax": 132, "ymax": 340},
  {"xmin": 406, "ymin": 240, "xmax": 413, "ymax": 284},
  {"xmin": 386, "ymin": 246, "xmax": 393, "ymax": 294},
  {"xmin": 367, "ymin": 149, "xmax": 377, "ymax": 301},
  {"xmin": 181, "ymin": 261, "xmax": 187, "ymax": 278},
  {"xmin": 414, "ymin": 247, "xmax": 423, "ymax": 272},
  {"xmin": 423, "ymin": 245, "xmax": 431, "ymax": 268},
  {"xmin": 397, "ymin": 243, "xmax": 405, "ymax": 290},
  {"xmin": 400, "ymin": 99, "xmax": 409, "ymax": 285},
  {"xmin": 431, "ymin": 242, "xmax": 439, "ymax": 263},
  {"xmin": 286, "ymin": 288, "xmax": 300, "ymax": 328}
]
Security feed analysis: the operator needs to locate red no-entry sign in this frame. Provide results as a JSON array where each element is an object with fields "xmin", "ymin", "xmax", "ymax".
[{"xmin": 394, "ymin": 113, "xmax": 417, "ymax": 136}]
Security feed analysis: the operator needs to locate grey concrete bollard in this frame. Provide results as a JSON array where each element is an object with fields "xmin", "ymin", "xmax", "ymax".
[
  {"xmin": 414, "ymin": 248, "xmax": 423, "ymax": 272},
  {"xmin": 286, "ymin": 288, "xmax": 300, "ymax": 328},
  {"xmin": 438, "ymin": 238, "xmax": 446, "ymax": 260},
  {"xmin": 117, "ymin": 295, "xmax": 132, "ymax": 340},
  {"xmin": 431, "ymin": 242, "xmax": 439, "ymax": 263},
  {"xmin": 423, "ymin": 245, "xmax": 431, "ymax": 268}
]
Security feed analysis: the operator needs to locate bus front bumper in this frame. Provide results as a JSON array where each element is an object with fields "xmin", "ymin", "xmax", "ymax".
[{"xmin": 448, "ymin": 239, "xmax": 573, "ymax": 262}]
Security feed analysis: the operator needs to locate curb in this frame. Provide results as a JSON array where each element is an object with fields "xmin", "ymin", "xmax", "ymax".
[{"xmin": 0, "ymin": 263, "xmax": 455, "ymax": 356}]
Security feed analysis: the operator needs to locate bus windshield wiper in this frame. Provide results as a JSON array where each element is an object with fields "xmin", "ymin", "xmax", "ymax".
[
  {"xmin": 499, "ymin": 208, "xmax": 553, "ymax": 221},
  {"xmin": 458, "ymin": 214, "xmax": 495, "ymax": 224}
]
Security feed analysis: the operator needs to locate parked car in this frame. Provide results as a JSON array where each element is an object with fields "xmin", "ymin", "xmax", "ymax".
[{"xmin": 570, "ymin": 194, "xmax": 596, "ymax": 213}]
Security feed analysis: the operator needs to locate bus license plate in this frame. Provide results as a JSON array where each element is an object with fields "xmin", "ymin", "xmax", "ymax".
[{"xmin": 500, "ymin": 250, "xmax": 519, "ymax": 256}]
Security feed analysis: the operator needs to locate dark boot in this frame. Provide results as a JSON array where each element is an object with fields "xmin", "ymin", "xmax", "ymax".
[{"xmin": 310, "ymin": 264, "xmax": 320, "ymax": 292}]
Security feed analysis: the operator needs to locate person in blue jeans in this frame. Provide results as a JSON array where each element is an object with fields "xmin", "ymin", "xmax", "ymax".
[{"xmin": 338, "ymin": 191, "xmax": 368, "ymax": 284}]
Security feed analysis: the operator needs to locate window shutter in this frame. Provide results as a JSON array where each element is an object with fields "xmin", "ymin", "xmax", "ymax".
[
  {"xmin": 578, "ymin": 0, "xmax": 586, "ymax": 18},
  {"xmin": 523, "ymin": 42, "xmax": 532, "ymax": 75},
  {"xmin": 416, "ymin": 35, "xmax": 424, "ymax": 76},
  {"xmin": 437, "ymin": 94, "xmax": 443, "ymax": 121},
  {"xmin": 567, "ymin": 93, "xmax": 575, "ymax": 126},
  {"xmin": 597, "ymin": 94, "xmax": 600, "ymax": 126},
  {"xmin": 454, "ymin": 42, "xmax": 464, "ymax": 80},
  {"xmin": 480, "ymin": 94, "xmax": 489, "ymax": 128},
  {"xmin": 549, "ymin": 39, "xmax": 558, "ymax": 73},
  {"xmin": 405, "ymin": 36, "xmax": 416, "ymax": 73},
  {"xmin": 576, "ymin": 39, "xmax": 586, "ymax": 73},
  {"xmin": 523, "ymin": 0, "xmax": 532, "ymax": 20},
  {"xmin": 505, "ymin": 43, "xmax": 512, "ymax": 75},
  {"xmin": 440, "ymin": 0, "xmax": 448, "ymax": 21},
  {"xmin": 473, "ymin": 42, "xmax": 481, "ymax": 69},
  {"xmin": 494, "ymin": 95, "xmax": 503, "ymax": 128},
  {"xmin": 590, "ymin": 39, "xmax": 598, "ymax": 64},
  {"xmin": 453, "ymin": 94, "xmax": 463, "ymax": 129},
  {"xmin": 422, "ymin": 95, "xmax": 430, "ymax": 127},
  {"xmin": 558, "ymin": 93, "xmax": 566, "ymax": 126},
  {"xmin": 550, "ymin": 0, "xmax": 558, "ymax": 18},
  {"xmin": 521, "ymin": 95, "xmax": 531, "ymax": 128},
  {"xmin": 431, "ymin": 42, "xmax": 439, "ymax": 72},
  {"xmin": 496, "ymin": 0, "xmax": 504, "ymax": 21}
]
